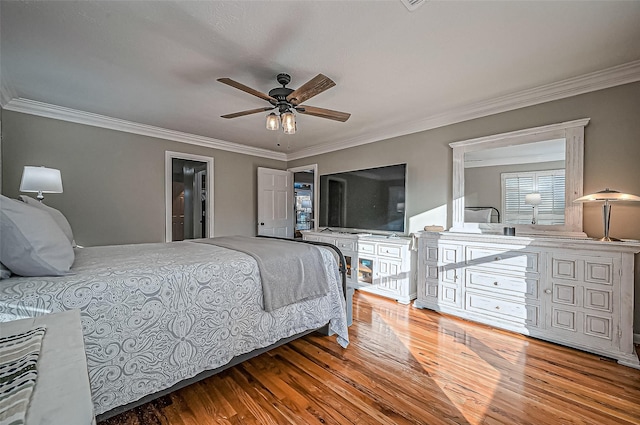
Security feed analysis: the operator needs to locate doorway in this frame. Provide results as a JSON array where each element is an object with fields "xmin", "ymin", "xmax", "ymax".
[
  {"xmin": 165, "ymin": 152, "xmax": 214, "ymax": 242},
  {"xmin": 288, "ymin": 164, "xmax": 318, "ymax": 238}
]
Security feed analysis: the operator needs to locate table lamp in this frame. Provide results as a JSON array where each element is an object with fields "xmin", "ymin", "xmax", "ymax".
[
  {"xmin": 573, "ymin": 188, "xmax": 640, "ymax": 241},
  {"xmin": 19, "ymin": 166, "xmax": 63, "ymax": 202},
  {"xmin": 525, "ymin": 193, "xmax": 542, "ymax": 224}
]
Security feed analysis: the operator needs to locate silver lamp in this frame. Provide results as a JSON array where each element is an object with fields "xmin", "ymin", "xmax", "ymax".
[
  {"xmin": 19, "ymin": 166, "xmax": 63, "ymax": 202},
  {"xmin": 573, "ymin": 188, "xmax": 640, "ymax": 241}
]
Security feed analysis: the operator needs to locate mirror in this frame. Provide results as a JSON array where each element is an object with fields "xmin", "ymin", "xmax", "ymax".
[
  {"xmin": 450, "ymin": 119, "xmax": 589, "ymax": 236},
  {"xmin": 464, "ymin": 138, "xmax": 566, "ymax": 224}
]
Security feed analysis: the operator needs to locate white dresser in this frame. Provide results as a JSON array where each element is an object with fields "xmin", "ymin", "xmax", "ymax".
[
  {"xmin": 303, "ymin": 231, "xmax": 416, "ymax": 304},
  {"xmin": 415, "ymin": 231, "xmax": 640, "ymax": 368}
]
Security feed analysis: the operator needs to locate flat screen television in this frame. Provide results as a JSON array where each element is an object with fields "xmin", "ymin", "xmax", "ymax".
[{"xmin": 319, "ymin": 164, "xmax": 407, "ymax": 234}]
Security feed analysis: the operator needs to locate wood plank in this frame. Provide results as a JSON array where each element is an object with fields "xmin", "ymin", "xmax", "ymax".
[
  {"xmin": 236, "ymin": 362, "xmax": 323, "ymax": 425},
  {"xmin": 100, "ymin": 292, "xmax": 640, "ymax": 425}
]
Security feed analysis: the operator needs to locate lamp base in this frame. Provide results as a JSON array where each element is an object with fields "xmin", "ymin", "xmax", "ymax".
[{"xmin": 597, "ymin": 236, "xmax": 621, "ymax": 242}]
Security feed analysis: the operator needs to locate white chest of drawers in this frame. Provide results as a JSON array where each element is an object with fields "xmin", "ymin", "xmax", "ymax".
[
  {"xmin": 415, "ymin": 231, "xmax": 640, "ymax": 368},
  {"xmin": 303, "ymin": 231, "xmax": 416, "ymax": 304}
]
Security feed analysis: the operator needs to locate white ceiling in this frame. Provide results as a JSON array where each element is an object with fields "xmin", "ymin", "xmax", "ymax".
[{"xmin": 2, "ymin": 1, "xmax": 640, "ymax": 160}]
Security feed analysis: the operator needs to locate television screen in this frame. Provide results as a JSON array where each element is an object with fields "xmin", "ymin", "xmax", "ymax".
[{"xmin": 319, "ymin": 164, "xmax": 407, "ymax": 233}]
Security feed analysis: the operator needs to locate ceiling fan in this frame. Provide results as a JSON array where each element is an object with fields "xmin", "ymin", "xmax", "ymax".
[{"xmin": 217, "ymin": 73, "xmax": 351, "ymax": 134}]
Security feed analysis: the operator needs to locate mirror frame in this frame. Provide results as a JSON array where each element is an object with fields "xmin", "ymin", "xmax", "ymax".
[{"xmin": 449, "ymin": 118, "xmax": 590, "ymax": 237}]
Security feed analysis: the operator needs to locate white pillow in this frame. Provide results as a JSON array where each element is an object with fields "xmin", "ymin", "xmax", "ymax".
[
  {"xmin": 464, "ymin": 208, "xmax": 493, "ymax": 223},
  {"xmin": 0, "ymin": 195, "xmax": 74, "ymax": 276},
  {"xmin": 19, "ymin": 195, "xmax": 76, "ymax": 247}
]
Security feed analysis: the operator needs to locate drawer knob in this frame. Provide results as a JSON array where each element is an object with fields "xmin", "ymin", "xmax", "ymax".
[
  {"xmin": 493, "ymin": 281, "xmax": 498, "ymax": 286},
  {"xmin": 544, "ymin": 289, "xmax": 552, "ymax": 294},
  {"xmin": 495, "ymin": 306, "xmax": 500, "ymax": 310},
  {"xmin": 494, "ymin": 256, "xmax": 501, "ymax": 261}
]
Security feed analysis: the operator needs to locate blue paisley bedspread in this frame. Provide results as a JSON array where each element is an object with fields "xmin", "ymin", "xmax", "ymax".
[{"xmin": 0, "ymin": 241, "xmax": 349, "ymax": 415}]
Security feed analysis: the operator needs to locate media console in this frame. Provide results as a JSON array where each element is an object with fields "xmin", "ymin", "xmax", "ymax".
[{"xmin": 302, "ymin": 231, "xmax": 416, "ymax": 304}]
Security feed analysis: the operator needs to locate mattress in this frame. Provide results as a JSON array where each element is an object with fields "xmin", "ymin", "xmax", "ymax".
[{"xmin": 0, "ymin": 240, "xmax": 349, "ymax": 415}]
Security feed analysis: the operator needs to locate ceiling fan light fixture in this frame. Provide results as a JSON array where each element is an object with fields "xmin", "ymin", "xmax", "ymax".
[
  {"xmin": 219, "ymin": 73, "xmax": 349, "ymax": 137},
  {"xmin": 266, "ymin": 112, "xmax": 280, "ymax": 130},
  {"xmin": 281, "ymin": 110, "xmax": 296, "ymax": 135}
]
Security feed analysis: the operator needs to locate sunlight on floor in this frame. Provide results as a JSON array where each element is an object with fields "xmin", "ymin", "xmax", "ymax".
[{"xmin": 361, "ymin": 293, "xmax": 529, "ymax": 425}]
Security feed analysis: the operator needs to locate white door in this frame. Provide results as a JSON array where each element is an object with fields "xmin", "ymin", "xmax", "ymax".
[{"xmin": 257, "ymin": 167, "xmax": 294, "ymax": 238}]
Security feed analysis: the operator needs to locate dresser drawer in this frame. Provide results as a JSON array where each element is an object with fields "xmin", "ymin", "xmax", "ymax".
[
  {"xmin": 334, "ymin": 239, "xmax": 356, "ymax": 251},
  {"xmin": 377, "ymin": 244, "xmax": 402, "ymax": 259},
  {"xmin": 305, "ymin": 234, "xmax": 336, "ymax": 245},
  {"xmin": 466, "ymin": 292, "xmax": 540, "ymax": 328},
  {"xmin": 318, "ymin": 237, "xmax": 336, "ymax": 246},
  {"xmin": 466, "ymin": 269, "xmax": 539, "ymax": 300},
  {"xmin": 466, "ymin": 246, "xmax": 539, "ymax": 273},
  {"xmin": 358, "ymin": 242, "xmax": 376, "ymax": 255}
]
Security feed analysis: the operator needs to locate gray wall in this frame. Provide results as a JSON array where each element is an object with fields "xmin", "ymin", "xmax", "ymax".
[
  {"xmin": 1, "ymin": 110, "xmax": 285, "ymax": 246},
  {"xmin": 290, "ymin": 81, "xmax": 640, "ymax": 329}
]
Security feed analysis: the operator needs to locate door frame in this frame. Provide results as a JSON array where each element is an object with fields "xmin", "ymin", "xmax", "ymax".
[
  {"xmin": 287, "ymin": 164, "xmax": 319, "ymax": 232},
  {"xmin": 165, "ymin": 151, "xmax": 214, "ymax": 242}
]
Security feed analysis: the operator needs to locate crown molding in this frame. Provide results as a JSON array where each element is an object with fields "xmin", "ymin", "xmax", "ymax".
[
  {"xmin": 3, "ymin": 98, "xmax": 287, "ymax": 161},
  {"xmin": 0, "ymin": 77, "xmax": 17, "ymax": 108},
  {"xmin": 286, "ymin": 60, "xmax": 640, "ymax": 161}
]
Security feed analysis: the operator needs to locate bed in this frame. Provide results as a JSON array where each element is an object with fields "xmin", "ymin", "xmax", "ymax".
[{"xmin": 0, "ymin": 194, "xmax": 349, "ymax": 419}]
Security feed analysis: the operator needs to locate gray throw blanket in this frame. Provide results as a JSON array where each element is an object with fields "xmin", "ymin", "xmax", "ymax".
[{"xmin": 195, "ymin": 236, "xmax": 329, "ymax": 312}]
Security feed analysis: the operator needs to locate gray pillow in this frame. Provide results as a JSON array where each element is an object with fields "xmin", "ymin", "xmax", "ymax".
[
  {"xmin": 19, "ymin": 195, "xmax": 76, "ymax": 247},
  {"xmin": 0, "ymin": 262, "xmax": 10, "ymax": 279},
  {"xmin": 464, "ymin": 208, "xmax": 493, "ymax": 223},
  {"xmin": 0, "ymin": 195, "xmax": 74, "ymax": 276}
]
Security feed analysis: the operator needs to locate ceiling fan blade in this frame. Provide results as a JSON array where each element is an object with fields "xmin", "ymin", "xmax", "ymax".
[
  {"xmin": 296, "ymin": 105, "xmax": 351, "ymax": 122},
  {"xmin": 221, "ymin": 107, "xmax": 274, "ymax": 119},
  {"xmin": 286, "ymin": 74, "xmax": 336, "ymax": 105},
  {"xmin": 217, "ymin": 78, "xmax": 275, "ymax": 102}
]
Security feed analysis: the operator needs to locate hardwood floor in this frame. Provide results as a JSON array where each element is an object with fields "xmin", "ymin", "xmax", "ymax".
[{"xmin": 100, "ymin": 291, "xmax": 640, "ymax": 425}]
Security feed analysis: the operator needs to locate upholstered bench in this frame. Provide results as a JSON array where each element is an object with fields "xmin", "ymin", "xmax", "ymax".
[{"xmin": 0, "ymin": 310, "xmax": 95, "ymax": 425}]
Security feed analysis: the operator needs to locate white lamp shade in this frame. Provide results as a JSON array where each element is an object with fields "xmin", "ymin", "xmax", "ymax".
[
  {"xmin": 19, "ymin": 166, "xmax": 63, "ymax": 193},
  {"xmin": 574, "ymin": 188, "xmax": 640, "ymax": 203},
  {"xmin": 524, "ymin": 193, "xmax": 542, "ymax": 206}
]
